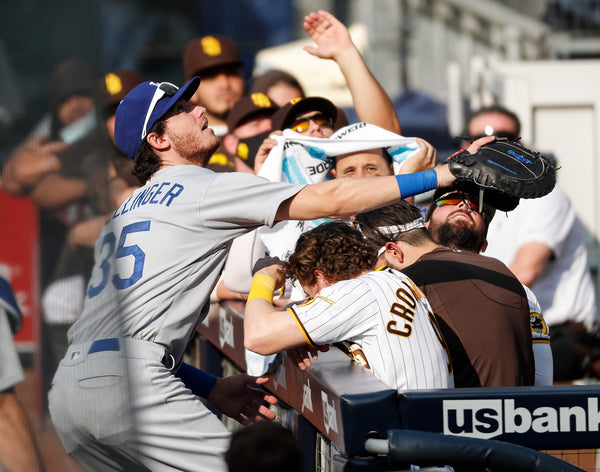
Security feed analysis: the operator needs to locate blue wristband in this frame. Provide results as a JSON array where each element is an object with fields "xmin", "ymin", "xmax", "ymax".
[
  {"xmin": 395, "ymin": 169, "xmax": 437, "ymax": 198},
  {"xmin": 176, "ymin": 362, "xmax": 218, "ymax": 398}
]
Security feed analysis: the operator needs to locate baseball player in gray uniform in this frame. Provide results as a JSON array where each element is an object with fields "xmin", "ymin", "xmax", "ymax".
[
  {"xmin": 244, "ymin": 222, "xmax": 454, "ymax": 391},
  {"xmin": 48, "ymin": 77, "xmax": 457, "ymax": 471}
]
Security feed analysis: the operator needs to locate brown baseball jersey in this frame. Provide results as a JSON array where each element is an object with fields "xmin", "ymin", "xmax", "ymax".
[{"xmin": 400, "ymin": 247, "xmax": 535, "ymax": 387}]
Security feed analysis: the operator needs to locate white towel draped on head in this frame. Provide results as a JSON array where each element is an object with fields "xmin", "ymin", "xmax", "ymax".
[{"xmin": 257, "ymin": 122, "xmax": 420, "ymax": 184}]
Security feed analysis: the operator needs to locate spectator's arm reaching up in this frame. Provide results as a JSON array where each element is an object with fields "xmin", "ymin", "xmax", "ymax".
[{"xmin": 303, "ymin": 10, "xmax": 401, "ymax": 134}]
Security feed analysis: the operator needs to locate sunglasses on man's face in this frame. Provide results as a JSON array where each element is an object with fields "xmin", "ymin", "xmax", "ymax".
[
  {"xmin": 435, "ymin": 191, "xmax": 480, "ymax": 213},
  {"xmin": 141, "ymin": 82, "xmax": 179, "ymax": 139},
  {"xmin": 290, "ymin": 114, "xmax": 334, "ymax": 133}
]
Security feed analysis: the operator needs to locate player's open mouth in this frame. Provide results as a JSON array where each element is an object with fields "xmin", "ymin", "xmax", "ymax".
[
  {"xmin": 450, "ymin": 212, "xmax": 471, "ymax": 222},
  {"xmin": 202, "ymin": 121, "xmax": 209, "ymax": 130}
]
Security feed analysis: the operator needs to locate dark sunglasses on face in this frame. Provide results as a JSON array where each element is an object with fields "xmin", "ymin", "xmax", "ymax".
[
  {"xmin": 290, "ymin": 114, "xmax": 334, "ymax": 133},
  {"xmin": 435, "ymin": 191, "xmax": 480, "ymax": 213}
]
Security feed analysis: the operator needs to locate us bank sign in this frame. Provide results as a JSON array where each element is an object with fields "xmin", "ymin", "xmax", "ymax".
[
  {"xmin": 399, "ymin": 386, "xmax": 600, "ymax": 450},
  {"xmin": 443, "ymin": 398, "xmax": 600, "ymax": 439}
]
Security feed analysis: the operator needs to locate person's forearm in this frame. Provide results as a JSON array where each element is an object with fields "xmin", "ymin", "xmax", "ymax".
[
  {"xmin": 244, "ymin": 299, "xmax": 284, "ymax": 355},
  {"xmin": 244, "ymin": 274, "xmax": 304, "ymax": 354},
  {"xmin": 509, "ymin": 242, "xmax": 552, "ymax": 287},
  {"xmin": 278, "ymin": 167, "xmax": 450, "ymax": 221},
  {"xmin": 0, "ymin": 392, "xmax": 45, "ymax": 472},
  {"xmin": 31, "ymin": 173, "xmax": 90, "ymax": 208},
  {"xmin": 335, "ymin": 46, "xmax": 401, "ymax": 134},
  {"xmin": 176, "ymin": 363, "xmax": 218, "ymax": 398}
]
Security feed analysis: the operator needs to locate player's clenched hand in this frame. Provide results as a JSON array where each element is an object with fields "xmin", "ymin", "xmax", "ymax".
[
  {"xmin": 207, "ymin": 374, "xmax": 277, "ymax": 425},
  {"xmin": 252, "ymin": 257, "xmax": 287, "ymax": 290},
  {"xmin": 286, "ymin": 344, "xmax": 330, "ymax": 371}
]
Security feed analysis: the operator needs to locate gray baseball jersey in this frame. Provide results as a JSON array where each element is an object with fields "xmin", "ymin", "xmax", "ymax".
[
  {"xmin": 290, "ymin": 268, "xmax": 454, "ymax": 391},
  {"xmin": 50, "ymin": 165, "xmax": 304, "ymax": 471},
  {"xmin": 68, "ymin": 165, "xmax": 304, "ymax": 362}
]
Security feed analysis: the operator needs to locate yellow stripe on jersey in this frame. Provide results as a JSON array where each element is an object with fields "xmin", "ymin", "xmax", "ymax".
[
  {"xmin": 296, "ymin": 294, "xmax": 334, "ymax": 307},
  {"xmin": 402, "ymin": 277, "xmax": 428, "ymax": 302},
  {"xmin": 379, "ymin": 266, "xmax": 427, "ymax": 302},
  {"xmin": 288, "ymin": 307, "xmax": 317, "ymax": 347}
]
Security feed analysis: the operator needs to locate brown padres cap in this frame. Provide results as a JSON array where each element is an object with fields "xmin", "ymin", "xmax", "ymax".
[
  {"xmin": 103, "ymin": 69, "xmax": 144, "ymax": 107},
  {"xmin": 226, "ymin": 93, "xmax": 279, "ymax": 131},
  {"xmin": 183, "ymin": 35, "xmax": 242, "ymax": 79}
]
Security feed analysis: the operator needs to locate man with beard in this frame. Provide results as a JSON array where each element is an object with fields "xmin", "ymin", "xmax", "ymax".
[{"xmin": 355, "ymin": 198, "xmax": 545, "ymax": 388}]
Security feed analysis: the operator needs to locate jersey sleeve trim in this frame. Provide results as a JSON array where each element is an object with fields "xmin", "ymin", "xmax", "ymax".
[{"xmin": 287, "ymin": 306, "xmax": 317, "ymax": 347}]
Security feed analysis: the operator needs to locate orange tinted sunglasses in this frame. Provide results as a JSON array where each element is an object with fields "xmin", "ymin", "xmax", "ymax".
[{"xmin": 290, "ymin": 114, "xmax": 334, "ymax": 133}]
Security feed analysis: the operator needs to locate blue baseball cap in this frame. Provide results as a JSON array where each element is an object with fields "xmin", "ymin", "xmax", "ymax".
[{"xmin": 114, "ymin": 77, "xmax": 200, "ymax": 159}]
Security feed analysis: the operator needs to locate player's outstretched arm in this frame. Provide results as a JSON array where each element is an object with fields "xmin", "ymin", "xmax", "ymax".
[
  {"xmin": 275, "ymin": 135, "xmax": 493, "ymax": 222},
  {"xmin": 276, "ymin": 165, "xmax": 455, "ymax": 222},
  {"xmin": 303, "ymin": 10, "xmax": 401, "ymax": 134}
]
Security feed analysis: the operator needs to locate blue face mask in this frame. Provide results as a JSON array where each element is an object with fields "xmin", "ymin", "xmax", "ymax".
[{"xmin": 59, "ymin": 109, "xmax": 98, "ymax": 144}]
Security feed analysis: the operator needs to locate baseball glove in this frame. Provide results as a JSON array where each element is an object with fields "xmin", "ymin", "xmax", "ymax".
[{"xmin": 447, "ymin": 139, "xmax": 556, "ymax": 211}]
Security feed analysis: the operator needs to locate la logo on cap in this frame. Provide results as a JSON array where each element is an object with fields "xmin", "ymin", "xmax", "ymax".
[{"xmin": 201, "ymin": 36, "xmax": 222, "ymax": 56}]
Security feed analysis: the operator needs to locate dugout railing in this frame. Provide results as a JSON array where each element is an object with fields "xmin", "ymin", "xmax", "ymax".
[{"xmin": 195, "ymin": 300, "xmax": 600, "ymax": 471}]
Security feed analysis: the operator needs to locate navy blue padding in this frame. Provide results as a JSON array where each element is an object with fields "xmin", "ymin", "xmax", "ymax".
[{"xmin": 386, "ymin": 429, "xmax": 584, "ymax": 472}]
